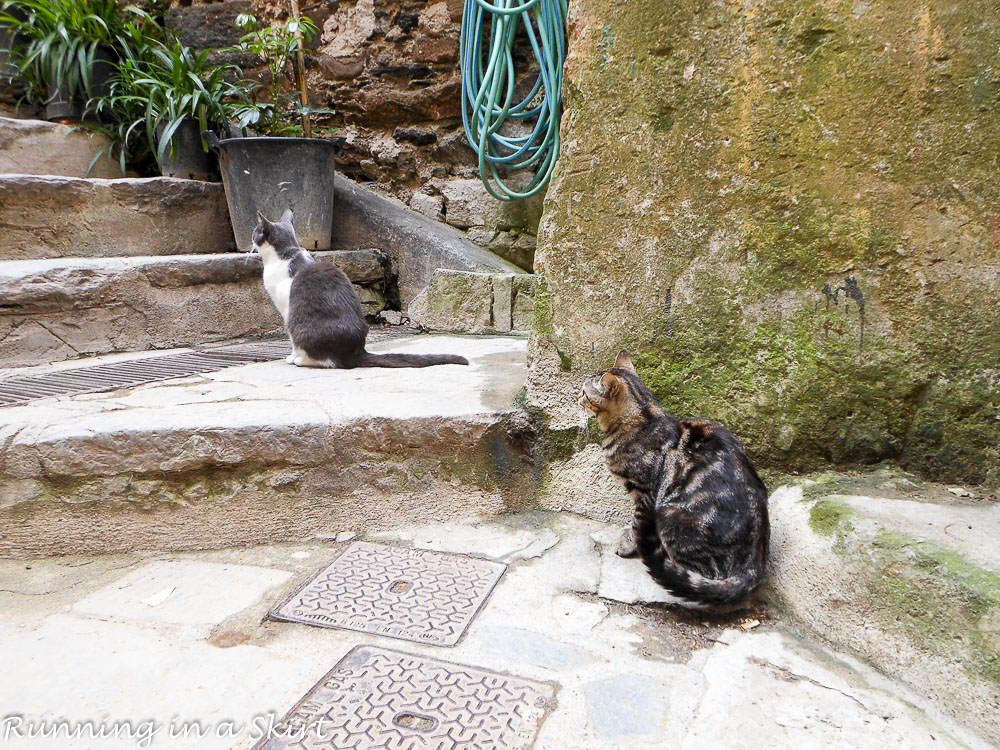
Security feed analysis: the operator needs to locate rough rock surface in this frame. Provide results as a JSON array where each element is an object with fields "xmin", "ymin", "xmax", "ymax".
[
  {"xmin": 166, "ymin": 0, "xmax": 256, "ymax": 67},
  {"xmin": 423, "ymin": 175, "xmax": 544, "ymax": 271},
  {"xmin": 0, "ymin": 251, "xmax": 386, "ymax": 365},
  {"xmin": 332, "ymin": 173, "xmax": 521, "ymax": 307},
  {"xmin": 541, "ymin": 443, "xmax": 631, "ymax": 523},
  {"xmin": 408, "ymin": 269, "xmax": 536, "ymax": 334},
  {"xmin": 528, "ymin": 0, "xmax": 1000, "ymax": 486},
  {"xmin": 166, "ymin": 0, "xmax": 544, "ymax": 265},
  {"xmin": 767, "ymin": 471, "xmax": 1000, "ymax": 743},
  {"xmin": 0, "ymin": 117, "xmax": 120, "ymax": 179},
  {"xmin": 0, "ymin": 174, "xmax": 235, "ymax": 259},
  {"xmin": 0, "ymin": 335, "xmax": 530, "ymax": 554}
]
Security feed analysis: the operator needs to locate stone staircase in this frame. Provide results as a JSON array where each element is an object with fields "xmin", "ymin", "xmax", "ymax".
[
  {"xmin": 0, "ymin": 115, "xmax": 393, "ymax": 366},
  {"xmin": 0, "ymin": 113, "xmax": 532, "ymax": 556},
  {"xmin": 0, "ymin": 173, "xmax": 234, "ymax": 258},
  {"xmin": 0, "ymin": 334, "xmax": 529, "ymax": 556},
  {"xmin": 0, "ymin": 116, "xmax": 120, "ymax": 179}
]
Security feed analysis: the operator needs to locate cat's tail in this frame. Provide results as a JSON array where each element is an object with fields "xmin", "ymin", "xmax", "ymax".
[
  {"xmin": 634, "ymin": 502, "xmax": 762, "ymax": 605},
  {"xmin": 356, "ymin": 350, "xmax": 469, "ymax": 368}
]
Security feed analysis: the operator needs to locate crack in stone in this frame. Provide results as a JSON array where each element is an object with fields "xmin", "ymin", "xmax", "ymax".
[
  {"xmin": 33, "ymin": 321, "xmax": 81, "ymax": 354},
  {"xmin": 0, "ymin": 562, "xmax": 135, "ymax": 597},
  {"xmin": 750, "ymin": 657, "xmax": 873, "ymax": 713}
]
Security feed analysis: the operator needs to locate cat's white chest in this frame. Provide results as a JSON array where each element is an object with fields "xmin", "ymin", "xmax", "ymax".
[{"xmin": 261, "ymin": 253, "xmax": 293, "ymax": 322}]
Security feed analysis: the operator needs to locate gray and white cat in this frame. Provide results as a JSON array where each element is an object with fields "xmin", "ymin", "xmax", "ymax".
[{"xmin": 252, "ymin": 209, "xmax": 469, "ymax": 368}]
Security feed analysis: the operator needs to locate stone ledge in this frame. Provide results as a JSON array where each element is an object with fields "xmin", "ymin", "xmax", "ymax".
[
  {"xmin": 0, "ymin": 117, "xmax": 120, "ymax": 179},
  {"xmin": 0, "ymin": 251, "xmax": 383, "ymax": 309},
  {"xmin": 332, "ymin": 173, "xmax": 521, "ymax": 308},
  {"xmin": 0, "ymin": 174, "xmax": 234, "ymax": 259},
  {"xmin": 768, "ymin": 482, "xmax": 1000, "ymax": 745},
  {"xmin": 408, "ymin": 269, "xmax": 536, "ymax": 334},
  {"xmin": 0, "ymin": 251, "xmax": 386, "ymax": 366}
]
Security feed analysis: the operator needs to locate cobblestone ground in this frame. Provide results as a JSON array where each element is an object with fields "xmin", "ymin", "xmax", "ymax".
[{"xmin": 0, "ymin": 511, "xmax": 988, "ymax": 750}]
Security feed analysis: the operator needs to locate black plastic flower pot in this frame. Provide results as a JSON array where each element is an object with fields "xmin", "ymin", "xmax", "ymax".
[
  {"xmin": 156, "ymin": 119, "xmax": 218, "ymax": 181},
  {"xmin": 0, "ymin": 9, "xmax": 26, "ymax": 85},
  {"xmin": 43, "ymin": 44, "xmax": 115, "ymax": 123},
  {"xmin": 204, "ymin": 132, "xmax": 336, "ymax": 250}
]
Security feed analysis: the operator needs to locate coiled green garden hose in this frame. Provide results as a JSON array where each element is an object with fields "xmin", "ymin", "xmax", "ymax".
[{"xmin": 460, "ymin": 0, "xmax": 567, "ymax": 201}]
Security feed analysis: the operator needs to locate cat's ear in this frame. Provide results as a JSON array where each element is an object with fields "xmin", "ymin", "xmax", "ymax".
[
  {"xmin": 256, "ymin": 210, "xmax": 268, "ymax": 224},
  {"xmin": 600, "ymin": 372, "xmax": 622, "ymax": 397},
  {"xmin": 613, "ymin": 350, "xmax": 636, "ymax": 372},
  {"xmin": 280, "ymin": 208, "xmax": 294, "ymax": 224}
]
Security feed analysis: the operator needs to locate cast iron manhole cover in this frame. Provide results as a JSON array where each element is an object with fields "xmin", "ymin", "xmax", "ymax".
[
  {"xmin": 252, "ymin": 645, "xmax": 556, "ymax": 750},
  {"xmin": 271, "ymin": 542, "xmax": 506, "ymax": 646}
]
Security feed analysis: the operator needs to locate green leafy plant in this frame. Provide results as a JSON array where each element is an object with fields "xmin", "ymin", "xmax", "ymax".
[
  {"xmin": 83, "ymin": 12, "xmax": 247, "ymax": 175},
  {"xmin": 0, "ymin": 0, "xmax": 128, "ymax": 115},
  {"xmin": 225, "ymin": 13, "xmax": 335, "ymax": 137},
  {"xmin": 116, "ymin": 35, "xmax": 244, "ymax": 167}
]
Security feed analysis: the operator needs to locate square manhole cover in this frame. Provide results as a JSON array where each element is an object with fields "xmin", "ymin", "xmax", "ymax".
[
  {"xmin": 270, "ymin": 542, "xmax": 506, "ymax": 646},
  {"xmin": 252, "ymin": 645, "xmax": 556, "ymax": 750}
]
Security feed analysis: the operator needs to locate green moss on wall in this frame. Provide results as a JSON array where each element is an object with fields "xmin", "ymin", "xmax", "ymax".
[{"xmin": 530, "ymin": 0, "xmax": 1000, "ymax": 485}]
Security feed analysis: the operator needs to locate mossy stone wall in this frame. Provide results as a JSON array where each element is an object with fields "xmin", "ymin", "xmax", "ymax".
[{"xmin": 530, "ymin": 0, "xmax": 1000, "ymax": 485}]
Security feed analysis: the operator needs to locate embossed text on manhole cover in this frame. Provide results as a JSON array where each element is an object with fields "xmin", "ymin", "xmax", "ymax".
[
  {"xmin": 270, "ymin": 542, "xmax": 506, "ymax": 646},
  {"xmin": 252, "ymin": 645, "xmax": 556, "ymax": 750}
]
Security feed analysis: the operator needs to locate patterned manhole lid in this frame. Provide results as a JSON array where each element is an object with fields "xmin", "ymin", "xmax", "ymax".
[
  {"xmin": 270, "ymin": 542, "xmax": 506, "ymax": 646},
  {"xmin": 252, "ymin": 645, "xmax": 556, "ymax": 750}
]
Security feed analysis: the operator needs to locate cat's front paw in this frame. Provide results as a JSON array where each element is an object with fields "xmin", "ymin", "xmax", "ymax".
[
  {"xmin": 614, "ymin": 526, "xmax": 639, "ymax": 558},
  {"xmin": 285, "ymin": 354, "xmax": 295, "ymax": 364}
]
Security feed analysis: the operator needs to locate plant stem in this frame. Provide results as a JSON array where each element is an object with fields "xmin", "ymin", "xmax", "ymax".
[{"xmin": 289, "ymin": 0, "xmax": 311, "ymax": 138}]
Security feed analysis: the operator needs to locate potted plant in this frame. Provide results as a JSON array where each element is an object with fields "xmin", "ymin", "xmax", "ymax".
[
  {"xmin": 0, "ymin": 3, "xmax": 26, "ymax": 99},
  {"xmin": 0, "ymin": 0, "xmax": 124, "ymax": 122},
  {"xmin": 204, "ymin": 12, "xmax": 338, "ymax": 250},
  {"xmin": 100, "ymin": 24, "xmax": 245, "ymax": 179}
]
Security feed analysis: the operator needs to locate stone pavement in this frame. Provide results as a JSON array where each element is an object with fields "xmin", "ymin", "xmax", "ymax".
[{"xmin": 0, "ymin": 512, "xmax": 987, "ymax": 750}]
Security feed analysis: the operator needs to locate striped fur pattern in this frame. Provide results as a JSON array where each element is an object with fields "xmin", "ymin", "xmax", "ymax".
[
  {"xmin": 580, "ymin": 350, "xmax": 769, "ymax": 605},
  {"xmin": 252, "ymin": 210, "xmax": 468, "ymax": 369}
]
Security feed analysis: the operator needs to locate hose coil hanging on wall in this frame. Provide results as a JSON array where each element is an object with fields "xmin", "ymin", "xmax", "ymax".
[{"xmin": 460, "ymin": 0, "xmax": 568, "ymax": 201}]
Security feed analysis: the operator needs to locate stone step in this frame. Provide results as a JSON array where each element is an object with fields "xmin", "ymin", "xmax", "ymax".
[
  {"xmin": 0, "ymin": 116, "xmax": 120, "ymax": 179},
  {"xmin": 767, "ymin": 475, "xmax": 1000, "ymax": 745},
  {"xmin": 408, "ymin": 269, "xmax": 536, "ymax": 334},
  {"xmin": 0, "ymin": 174, "xmax": 234, "ymax": 259},
  {"xmin": 332, "ymin": 174, "xmax": 522, "ymax": 309},
  {"xmin": 0, "ymin": 250, "xmax": 387, "ymax": 366},
  {"xmin": 0, "ymin": 334, "xmax": 529, "ymax": 556}
]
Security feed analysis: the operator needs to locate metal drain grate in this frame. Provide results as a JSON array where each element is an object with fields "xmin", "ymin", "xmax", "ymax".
[
  {"xmin": 271, "ymin": 542, "xmax": 506, "ymax": 646},
  {"xmin": 0, "ymin": 340, "xmax": 291, "ymax": 407},
  {"xmin": 252, "ymin": 645, "xmax": 556, "ymax": 750}
]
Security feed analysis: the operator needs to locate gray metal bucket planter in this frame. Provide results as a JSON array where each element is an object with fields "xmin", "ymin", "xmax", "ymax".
[{"xmin": 203, "ymin": 132, "xmax": 336, "ymax": 250}]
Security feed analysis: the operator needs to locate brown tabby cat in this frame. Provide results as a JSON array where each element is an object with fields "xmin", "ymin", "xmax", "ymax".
[{"xmin": 579, "ymin": 350, "xmax": 769, "ymax": 605}]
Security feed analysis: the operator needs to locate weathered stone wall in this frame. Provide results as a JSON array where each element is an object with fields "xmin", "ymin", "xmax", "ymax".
[
  {"xmin": 166, "ymin": 0, "xmax": 543, "ymax": 270},
  {"xmin": 529, "ymin": 0, "xmax": 1000, "ymax": 487}
]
